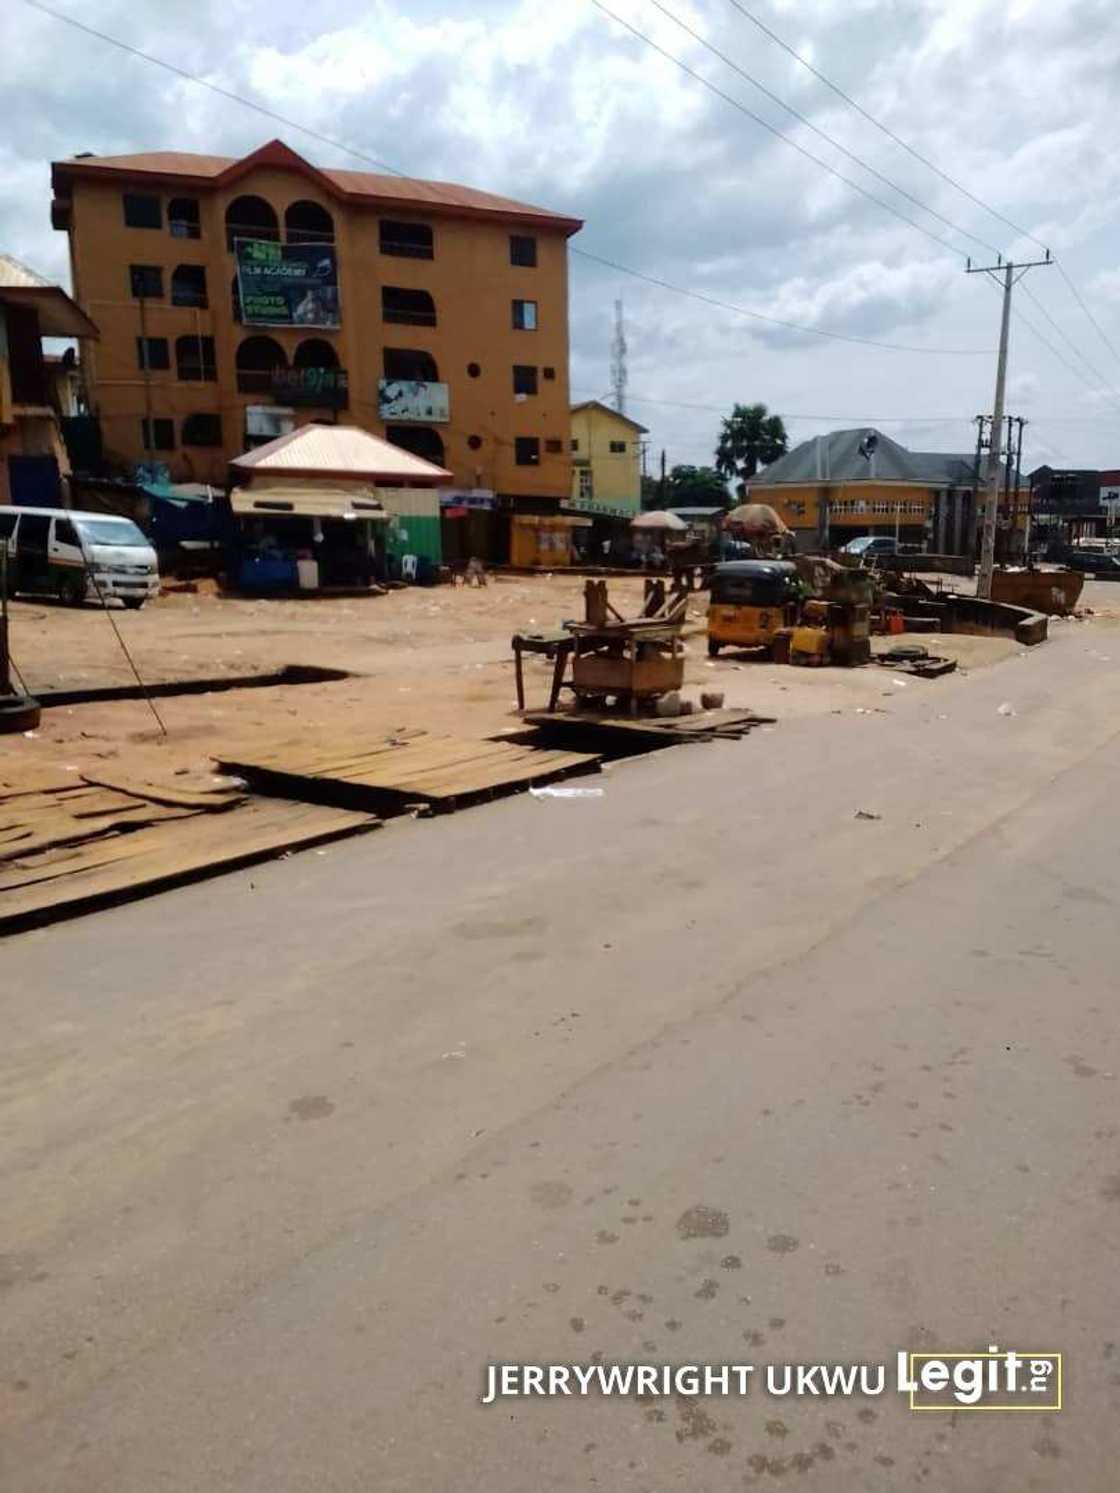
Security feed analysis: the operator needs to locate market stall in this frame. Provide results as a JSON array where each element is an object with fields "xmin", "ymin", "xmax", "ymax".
[
  {"xmin": 228, "ymin": 483, "xmax": 388, "ymax": 591},
  {"xmin": 228, "ymin": 423, "xmax": 450, "ymax": 591}
]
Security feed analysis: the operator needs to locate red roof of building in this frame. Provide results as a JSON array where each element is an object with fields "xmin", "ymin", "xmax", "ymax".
[{"xmin": 52, "ymin": 139, "xmax": 583, "ymax": 235}]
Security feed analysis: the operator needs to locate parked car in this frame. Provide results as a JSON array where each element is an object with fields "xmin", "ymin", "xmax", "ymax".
[
  {"xmin": 840, "ymin": 535, "xmax": 897, "ymax": 559},
  {"xmin": 0, "ymin": 506, "xmax": 160, "ymax": 608},
  {"xmin": 1068, "ymin": 549, "xmax": 1120, "ymax": 578}
]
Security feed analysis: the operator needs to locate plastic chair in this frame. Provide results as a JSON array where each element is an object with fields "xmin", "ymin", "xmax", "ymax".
[{"xmin": 401, "ymin": 554, "xmax": 418, "ymax": 583}]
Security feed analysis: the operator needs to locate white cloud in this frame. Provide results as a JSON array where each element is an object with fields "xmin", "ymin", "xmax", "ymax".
[{"xmin": 3, "ymin": 0, "xmax": 1120, "ymax": 470}]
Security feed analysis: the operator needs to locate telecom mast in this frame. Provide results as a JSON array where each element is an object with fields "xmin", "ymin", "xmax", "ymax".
[{"xmin": 610, "ymin": 298, "xmax": 628, "ymax": 415}]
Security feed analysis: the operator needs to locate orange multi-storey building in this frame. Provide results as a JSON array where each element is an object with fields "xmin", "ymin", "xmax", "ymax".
[{"xmin": 50, "ymin": 140, "xmax": 582, "ymax": 522}]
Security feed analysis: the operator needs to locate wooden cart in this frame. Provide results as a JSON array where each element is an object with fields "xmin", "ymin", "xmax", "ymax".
[{"xmin": 567, "ymin": 619, "xmax": 685, "ymax": 713}]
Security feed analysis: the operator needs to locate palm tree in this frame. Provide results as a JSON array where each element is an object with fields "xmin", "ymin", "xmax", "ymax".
[{"xmin": 715, "ymin": 403, "xmax": 789, "ymax": 482}]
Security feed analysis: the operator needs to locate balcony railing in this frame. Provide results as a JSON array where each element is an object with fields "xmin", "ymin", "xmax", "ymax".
[{"xmin": 382, "ymin": 307, "xmax": 437, "ymax": 327}]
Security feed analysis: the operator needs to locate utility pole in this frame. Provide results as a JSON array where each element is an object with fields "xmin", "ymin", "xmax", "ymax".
[
  {"xmin": 966, "ymin": 252, "xmax": 1052, "ymax": 597},
  {"xmin": 999, "ymin": 414, "xmax": 1027, "ymax": 560},
  {"xmin": 969, "ymin": 415, "xmax": 987, "ymax": 558},
  {"xmin": 1013, "ymin": 416, "xmax": 1029, "ymax": 558},
  {"xmin": 658, "ymin": 447, "xmax": 667, "ymax": 508}
]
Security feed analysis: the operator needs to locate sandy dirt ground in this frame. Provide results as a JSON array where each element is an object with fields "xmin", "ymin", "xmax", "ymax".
[{"xmin": 2, "ymin": 572, "xmax": 1112, "ymax": 787}]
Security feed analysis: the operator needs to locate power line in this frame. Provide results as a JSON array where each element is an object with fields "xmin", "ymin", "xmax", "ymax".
[
  {"xmin": 21, "ymin": 0, "xmax": 405, "ymax": 180},
  {"xmin": 572, "ymin": 386, "xmax": 972, "ymax": 420},
  {"xmin": 1019, "ymin": 283, "xmax": 1119, "ymax": 400},
  {"xmin": 28, "ymin": 0, "xmax": 1114, "ymax": 390},
  {"xmin": 1000, "ymin": 283, "xmax": 1120, "ymax": 417},
  {"xmin": 571, "ymin": 248, "xmax": 987, "ymax": 354},
  {"xmin": 644, "ymin": 0, "xmax": 1120, "ymax": 399},
  {"xmin": 720, "ymin": 0, "xmax": 1045, "ymax": 252},
  {"xmin": 719, "ymin": 0, "xmax": 1120, "ymax": 380},
  {"xmin": 1055, "ymin": 262, "xmax": 1120, "ymax": 371},
  {"xmin": 599, "ymin": 0, "xmax": 1120, "ymax": 404},
  {"xmin": 646, "ymin": 0, "xmax": 1003, "ymax": 260},
  {"xmin": 572, "ymin": 383, "xmax": 1120, "ymax": 424},
  {"xmin": 590, "ymin": 0, "xmax": 966, "ymax": 259},
  {"xmin": 25, "ymin": 0, "xmax": 988, "ymax": 361},
  {"xmin": 36, "ymin": 0, "xmax": 1117, "ymax": 406}
]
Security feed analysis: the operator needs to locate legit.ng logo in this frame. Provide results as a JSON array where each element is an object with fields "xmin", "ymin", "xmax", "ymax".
[{"xmin": 904, "ymin": 1348, "xmax": 1061, "ymax": 1412}]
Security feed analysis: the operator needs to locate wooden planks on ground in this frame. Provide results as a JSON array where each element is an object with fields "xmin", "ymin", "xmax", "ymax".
[
  {"xmin": 78, "ymin": 772, "xmax": 249, "ymax": 811},
  {"xmin": 521, "ymin": 707, "xmax": 775, "ymax": 746},
  {"xmin": 0, "ymin": 797, "xmax": 377, "ymax": 935},
  {"xmin": 0, "ymin": 774, "xmax": 246, "ymax": 866},
  {"xmin": 216, "ymin": 730, "xmax": 601, "ymax": 814}
]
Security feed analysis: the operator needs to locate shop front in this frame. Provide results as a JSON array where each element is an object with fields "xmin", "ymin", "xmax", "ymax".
[
  {"xmin": 440, "ymin": 489, "xmax": 499, "ymax": 568},
  {"xmin": 227, "ymin": 422, "xmax": 451, "ymax": 590},
  {"xmin": 510, "ymin": 512, "xmax": 592, "ymax": 568},
  {"xmin": 228, "ymin": 484, "xmax": 387, "ymax": 592},
  {"xmin": 561, "ymin": 499, "xmax": 637, "ymax": 566}
]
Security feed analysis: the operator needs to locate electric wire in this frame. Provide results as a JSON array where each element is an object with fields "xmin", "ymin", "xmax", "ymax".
[
  {"xmin": 646, "ymin": 0, "xmax": 1004, "ymax": 260},
  {"xmin": 570, "ymin": 248, "xmax": 987, "ymax": 355},
  {"xmin": 23, "ymin": 0, "xmax": 992, "ymax": 359},
  {"xmin": 590, "ymin": 0, "xmax": 967, "ymax": 260},
  {"xmin": 720, "ymin": 0, "xmax": 1044, "ymax": 250},
  {"xmin": 599, "ymin": 0, "xmax": 1120, "ymax": 407},
  {"xmin": 719, "ymin": 0, "xmax": 1120, "ymax": 378}
]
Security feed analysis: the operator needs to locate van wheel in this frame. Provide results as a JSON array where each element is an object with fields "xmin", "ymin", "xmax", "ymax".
[
  {"xmin": 122, "ymin": 598, "xmax": 145, "ymax": 610},
  {"xmin": 58, "ymin": 574, "xmax": 85, "ymax": 607},
  {"xmin": 707, "ymin": 639, "xmax": 721, "ymax": 657}
]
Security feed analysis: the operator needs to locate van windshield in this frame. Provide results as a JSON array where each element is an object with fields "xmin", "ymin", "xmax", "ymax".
[{"xmin": 75, "ymin": 519, "xmax": 149, "ymax": 548}]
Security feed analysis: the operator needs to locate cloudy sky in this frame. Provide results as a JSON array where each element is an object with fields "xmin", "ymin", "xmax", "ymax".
[{"xmin": 4, "ymin": 0, "xmax": 1120, "ymax": 473}]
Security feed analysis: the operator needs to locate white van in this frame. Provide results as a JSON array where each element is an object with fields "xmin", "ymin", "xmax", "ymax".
[{"xmin": 0, "ymin": 507, "xmax": 160, "ymax": 609}]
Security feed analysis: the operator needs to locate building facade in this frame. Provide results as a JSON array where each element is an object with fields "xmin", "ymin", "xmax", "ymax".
[
  {"xmin": 568, "ymin": 400, "xmax": 647, "ymax": 517},
  {"xmin": 752, "ymin": 427, "xmax": 1023, "ymax": 554},
  {"xmin": 0, "ymin": 254, "xmax": 98, "ymax": 506},
  {"xmin": 1029, "ymin": 466, "xmax": 1110, "ymax": 545},
  {"xmin": 50, "ymin": 140, "xmax": 582, "ymax": 516}
]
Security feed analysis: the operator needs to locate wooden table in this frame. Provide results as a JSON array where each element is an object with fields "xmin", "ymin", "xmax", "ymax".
[{"xmin": 511, "ymin": 631, "xmax": 576, "ymax": 712}]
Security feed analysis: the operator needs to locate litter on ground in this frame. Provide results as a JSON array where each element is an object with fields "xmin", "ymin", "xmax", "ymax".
[{"xmin": 529, "ymin": 786, "xmax": 605, "ymax": 800}]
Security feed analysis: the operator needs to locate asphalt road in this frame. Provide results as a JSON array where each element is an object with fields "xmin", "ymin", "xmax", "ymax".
[{"xmin": 4, "ymin": 622, "xmax": 1120, "ymax": 1491}]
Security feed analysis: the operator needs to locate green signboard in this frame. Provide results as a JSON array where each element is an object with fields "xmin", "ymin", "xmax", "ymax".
[{"xmin": 235, "ymin": 239, "xmax": 341, "ymax": 328}]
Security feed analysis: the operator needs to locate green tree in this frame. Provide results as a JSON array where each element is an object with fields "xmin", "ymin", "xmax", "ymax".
[
  {"xmin": 668, "ymin": 465, "xmax": 730, "ymax": 508},
  {"xmin": 641, "ymin": 466, "xmax": 730, "ymax": 510},
  {"xmin": 715, "ymin": 403, "xmax": 789, "ymax": 483}
]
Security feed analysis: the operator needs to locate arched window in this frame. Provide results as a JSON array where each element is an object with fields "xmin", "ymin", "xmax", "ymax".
[
  {"xmin": 170, "ymin": 264, "xmax": 208, "ymax": 308},
  {"xmin": 236, "ymin": 335, "xmax": 287, "ymax": 393},
  {"xmin": 383, "ymin": 348, "xmax": 439, "ymax": 381},
  {"xmin": 168, "ymin": 197, "xmax": 201, "ymax": 239},
  {"xmin": 225, "ymin": 194, "xmax": 279, "ymax": 251},
  {"xmin": 385, "ymin": 424, "xmax": 445, "ymax": 466},
  {"xmin": 293, "ymin": 338, "xmax": 339, "ymax": 369},
  {"xmin": 176, "ymin": 334, "xmax": 216, "ymax": 382},
  {"xmin": 285, "ymin": 200, "xmax": 334, "ymax": 245}
]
